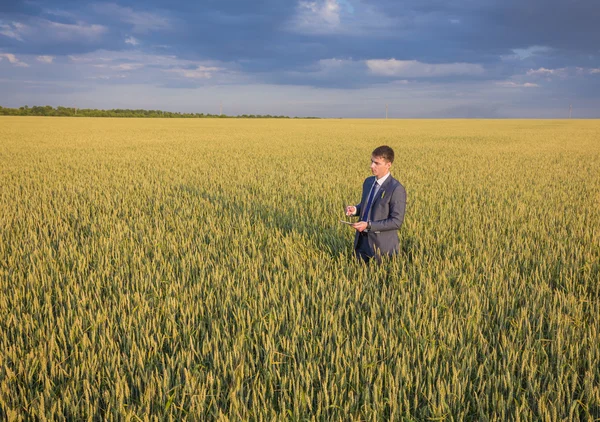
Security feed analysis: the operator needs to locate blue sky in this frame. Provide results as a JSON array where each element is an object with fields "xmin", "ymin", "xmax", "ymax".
[{"xmin": 1, "ymin": 0, "xmax": 599, "ymax": 117}]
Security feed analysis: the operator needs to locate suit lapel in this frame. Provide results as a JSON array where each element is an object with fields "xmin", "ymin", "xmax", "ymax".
[
  {"xmin": 360, "ymin": 176, "xmax": 377, "ymax": 219},
  {"xmin": 372, "ymin": 175, "xmax": 393, "ymax": 208}
]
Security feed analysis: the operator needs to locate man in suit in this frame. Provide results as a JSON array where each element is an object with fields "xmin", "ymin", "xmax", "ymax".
[{"xmin": 345, "ymin": 145, "xmax": 406, "ymax": 262}]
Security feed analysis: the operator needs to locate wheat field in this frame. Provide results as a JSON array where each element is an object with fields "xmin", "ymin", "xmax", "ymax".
[{"xmin": 1, "ymin": 117, "xmax": 599, "ymax": 420}]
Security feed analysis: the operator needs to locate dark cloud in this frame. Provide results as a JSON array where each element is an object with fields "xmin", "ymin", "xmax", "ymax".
[
  {"xmin": 3, "ymin": 0, "xmax": 599, "ymax": 69},
  {"xmin": 1, "ymin": 0, "xmax": 599, "ymax": 116},
  {"xmin": 377, "ymin": 0, "xmax": 599, "ymax": 57},
  {"xmin": 0, "ymin": 1, "xmax": 40, "ymax": 15}
]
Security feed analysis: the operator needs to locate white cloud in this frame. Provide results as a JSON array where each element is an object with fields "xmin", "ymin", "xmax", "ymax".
[
  {"xmin": 66, "ymin": 50, "xmax": 237, "ymax": 83},
  {"xmin": 526, "ymin": 66, "xmax": 600, "ymax": 78},
  {"xmin": 0, "ymin": 21, "xmax": 27, "ymax": 41},
  {"xmin": 69, "ymin": 55, "xmax": 113, "ymax": 63},
  {"xmin": 112, "ymin": 63, "xmax": 144, "ymax": 71},
  {"xmin": 525, "ymin": 67, "xmax": 573, "ymax": 81},
  {"xmin": 166, "ymin": 65, "xmax": 222, "ymax": 79},
  {"xmin": 366, "ymin": 59, "xmax": 484, "ymax": 77},
  {"xmin": 87, "ymin": 74, "xmax": 127, "ymax": 80},
  {"xmin": 44, "ymin": 10, "xmax": 78, "ymax": 19},
  {"xmin": 290, "ymin": 0, "xmax": 394, "ymax": 35},
  {"xmin": 509, "ymin": 66, "xmax": 600, "ymax": 82},
  {"xmin": 2, "ymin": 18, "xmax": 107, "ymax": 42},
  {"xmin": 526, "ymin": 67, "xmax": 561, "ymax": 76},
  {"xmin": 512, "ymin": 46, "xmax": 551, "ymax": 60},
  {"xmin": 318, "ymin": 58, "xmax": 352, "ymax": 69},
  {"xmin": 291, "ymin": 0, "xmax": 340, "ymax": 34},
  {"xmin": 496, "ymin": 81, "xmax": 539, "ymax": 88},
  {"xmin": 301, "ymin": 0, "xmax": 341, "ymax": 27},
  {"xmin": 68, "ymin": 50, "xmax": 227, "ymax": 71},
  {"xmin": 125, "ymin": 36, "xmax": 139, "ymax": 46},
  {"xmin": 0, "ymin": 53, "xmax": 29, "ymax": 67},
  {"xmin": 37, "ymin": 55, "xmax": 55, "ymax": 64},
  {"xmin": 69, "ymin": 50, "xmax": 179, "ymax": 68},
  {"xmin": 95, "ymin": 3, "xmax": 171, "ymax": 33},
  {"xmin": 93, "ymin": 62, "xmax": 144, "ymax": 71},
  {"xmin": 46, "ymin": 20, "xmax": 107, "ymax": 41}
]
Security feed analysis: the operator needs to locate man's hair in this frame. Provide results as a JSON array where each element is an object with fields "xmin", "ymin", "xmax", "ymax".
[{"xmin": 372, "ymin": 145, "xmax": 394, "ymax": 163}]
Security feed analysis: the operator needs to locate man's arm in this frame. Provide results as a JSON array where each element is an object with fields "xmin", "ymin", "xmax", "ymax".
[
  {"xmin": 346, "ymin": 178, "xmax": 371, "ymax": 216},
  {"xmin": 369, "ymin": 184, "xmax": 406, "ymax": 232},
  {"xmin": 354, "ymin": 177, "xmax": 375, "ymax": 216}
]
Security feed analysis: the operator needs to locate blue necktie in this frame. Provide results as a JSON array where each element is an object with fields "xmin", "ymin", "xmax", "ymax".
[{"xmin": 361, "ymin": 180, "xmax": 378, "ymax": 221}]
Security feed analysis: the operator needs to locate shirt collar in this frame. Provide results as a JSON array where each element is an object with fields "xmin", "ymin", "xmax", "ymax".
[{"xmin": 376, "ymin": 172, "xmax": 391, "ymax": 186}]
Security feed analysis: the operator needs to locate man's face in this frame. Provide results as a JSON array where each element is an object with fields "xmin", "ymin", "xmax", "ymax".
[{"xmin": 370, "ymin": 155, "xmax": 392, "ymax": 179}]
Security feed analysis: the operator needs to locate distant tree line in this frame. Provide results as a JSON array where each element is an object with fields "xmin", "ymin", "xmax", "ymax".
[{"xmin": 0, "ymin": 105, "xmax": 319, "ymax": 119}]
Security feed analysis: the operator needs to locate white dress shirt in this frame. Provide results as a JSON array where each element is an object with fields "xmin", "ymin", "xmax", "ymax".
[{"xmin": 370, "ymin": 172, "xmax": 390, "ymax": 200}]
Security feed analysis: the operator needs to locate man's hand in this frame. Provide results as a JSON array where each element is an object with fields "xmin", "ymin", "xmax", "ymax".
[
  {"xmin": 351, "ymin": 221, "xmax": 368, "ymax": 232},
  {"xmin": 345, "ymin": 205, "xmax": 357, "ymax": 216}
]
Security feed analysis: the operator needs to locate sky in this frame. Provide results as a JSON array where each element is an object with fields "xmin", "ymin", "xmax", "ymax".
[{"xmin": 1, "ymin": 0, "xmax": 599, "ymax": 118}]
